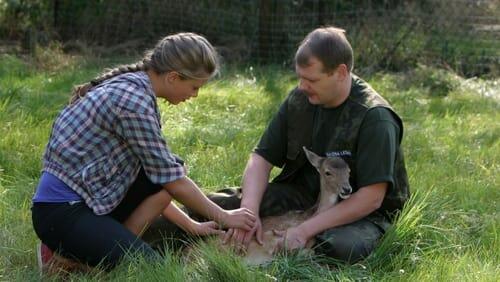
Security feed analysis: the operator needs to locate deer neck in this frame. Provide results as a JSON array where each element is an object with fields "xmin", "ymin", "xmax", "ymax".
[{"xmin": 314, "ymin": 180, "xmax": 340, "ymax": 214}]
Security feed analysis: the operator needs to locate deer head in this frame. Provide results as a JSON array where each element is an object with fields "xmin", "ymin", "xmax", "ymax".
[{"xmin": 303, "ymin": 147, "xmax": 352, "ymax": 213}]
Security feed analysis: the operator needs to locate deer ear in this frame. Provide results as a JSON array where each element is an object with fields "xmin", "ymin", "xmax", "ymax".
[{"xmin": 303, "ymin": 146, "xmax": 322, "ymax": 169}]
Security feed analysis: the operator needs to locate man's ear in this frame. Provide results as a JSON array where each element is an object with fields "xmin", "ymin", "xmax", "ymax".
[
  {"xmin": 335, "ymin": 64, "xmax": 349, "ymax": 80},
  {"xmin": 326, "ymin": 64, "xmax": 348, "ymax": 79}
]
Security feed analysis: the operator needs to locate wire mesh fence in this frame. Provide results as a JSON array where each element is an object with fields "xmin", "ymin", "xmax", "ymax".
[{"xmin": 1, "ymin": 0, "xmax": 498, "ymax": 76}]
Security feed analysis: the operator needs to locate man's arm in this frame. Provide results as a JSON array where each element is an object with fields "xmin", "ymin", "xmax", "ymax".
[
  {"xmin": 301, "ymin": 183, "xmax": 386, "ymax": 236},
  {"xmin": 223, "ymin": 153, "xmax": 273, "ymax": 246},
  {"xmin": 225, "ymin": 97, "xmax": 289, "ymax": 246},
  {"xmin": 241, "ymin": 97, "xmax": 289, "ymax": 215},
  {"xmin": 276, "ymin": 183, "xmax": 387, "ymax": 250},
  {"xmin": 240, "ymin": 153, "xmax": 274, "ymax": 213}
]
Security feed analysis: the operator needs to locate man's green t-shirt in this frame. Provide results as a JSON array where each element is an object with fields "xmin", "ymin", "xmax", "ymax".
[{"xmin": 255, "ymin": 98, "xmax": 401, "ymax": 195}]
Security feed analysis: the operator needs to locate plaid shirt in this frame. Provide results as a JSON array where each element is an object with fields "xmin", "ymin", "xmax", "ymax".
[{"xmin": 43, "ymin": 71, "xmax": 185, "ymax": 215}]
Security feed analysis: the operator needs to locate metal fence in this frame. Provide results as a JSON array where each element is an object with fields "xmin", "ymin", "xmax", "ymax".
[{"xmin": 1, "ymin": 0, "xmax": 499, "ymax": 76}]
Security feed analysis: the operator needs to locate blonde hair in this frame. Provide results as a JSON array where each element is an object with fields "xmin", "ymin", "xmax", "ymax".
[
  {"xmin": 295, "ymin": 26, "xmax": 353, "ymax": 73},
  {"xmin": 70, "ymin": 32, "xmax": 219, "ymax": 104}
]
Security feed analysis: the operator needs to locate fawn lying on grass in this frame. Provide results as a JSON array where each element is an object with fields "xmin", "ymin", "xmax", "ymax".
[{"xmin": 242, "ymin": 147, "xmax": 352, "ymax": 265}]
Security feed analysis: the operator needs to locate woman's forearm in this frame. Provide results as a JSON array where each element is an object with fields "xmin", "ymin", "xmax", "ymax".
[
  {"xmin": 161, "ymin": 201, "xmax": 197, "ymax": 232},
  {"xmin": 162, "ymin": 177, "xmax": 227, "ymax": 224}
]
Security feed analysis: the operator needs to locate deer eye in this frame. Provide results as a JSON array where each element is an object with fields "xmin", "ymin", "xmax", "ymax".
[{"xmin": 325, "ymin": 171, "xmax": 332, "ymax": 176}]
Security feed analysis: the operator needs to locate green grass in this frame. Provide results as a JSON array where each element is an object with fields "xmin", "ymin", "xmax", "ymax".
[{"xmin": 0, "ymin": 52, "xmax": 498, "ymax": 281}]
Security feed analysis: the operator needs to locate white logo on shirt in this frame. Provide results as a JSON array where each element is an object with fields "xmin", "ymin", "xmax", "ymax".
[{"xmin": 326, "ymin": 150, "xmax": 352, "ymax": 157}]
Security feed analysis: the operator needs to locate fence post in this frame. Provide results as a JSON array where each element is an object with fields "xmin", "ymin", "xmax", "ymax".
[
  {"xmin": 258, "ymin": 0, "xmax": 272, "ymax": 63},
  {"xmin": 318, "ymin": 0, "xmax": 325, "ymax": 26},
  {"xmin": 53, "ymin": 0, "xmax": 59, "ymax": 29},
  {"xmin": 22, "ymin": 27, "xmax": 37, "ymax": 57}
]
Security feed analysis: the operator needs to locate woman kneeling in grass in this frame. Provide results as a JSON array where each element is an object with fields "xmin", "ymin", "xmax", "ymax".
[{"xmin": 31, "ymin": 32, "xmax": 256, "ymax": 273}]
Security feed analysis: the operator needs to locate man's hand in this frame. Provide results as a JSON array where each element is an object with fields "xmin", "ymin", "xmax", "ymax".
[
  {"xmin": 222, "ymin": 217, "xmax": 263, "ymax": 252},
  {"xmin": 274, "ymin": 226, "xmax": 309, "ymax": 252}
]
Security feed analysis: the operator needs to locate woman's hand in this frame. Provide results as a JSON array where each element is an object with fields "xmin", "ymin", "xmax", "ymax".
[
  {"xmin": 222, "ymin": 216, "xmax": 263, "ymax": 245},
  {"xmin": 222, "ymin": 217, "xmax": 263, "ymax": 253},
  {"xmin": 220, "ymin": 208, "xmax": 256, "ymax": 231},
  {"xmin": 186, "ymin": 220, "xmax": 224, "ymax": 236}
]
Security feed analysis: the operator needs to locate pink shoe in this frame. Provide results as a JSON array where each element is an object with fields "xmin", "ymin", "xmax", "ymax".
[
  {"xmin": 37, "ymin": 242, "xmax": 54, "ymax": 274},
  {"xmin": 36, "ymin": 242, "xmax": 91, "ymax": 276}
]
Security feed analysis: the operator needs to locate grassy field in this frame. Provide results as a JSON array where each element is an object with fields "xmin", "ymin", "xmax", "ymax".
[{"xmin": 0, "ymin": 51, "xmax": 498, "ymax": 281}]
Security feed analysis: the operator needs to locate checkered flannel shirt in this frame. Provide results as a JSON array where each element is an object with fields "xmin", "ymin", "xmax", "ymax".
[{"xmin": 42, "ymin": 71, "xmax": 185, "ymax": 215}]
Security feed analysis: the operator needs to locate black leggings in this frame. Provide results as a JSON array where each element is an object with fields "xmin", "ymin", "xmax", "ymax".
[{"xmin": 31, "ymin": 169, "xmax": 163, "ymax": 269}]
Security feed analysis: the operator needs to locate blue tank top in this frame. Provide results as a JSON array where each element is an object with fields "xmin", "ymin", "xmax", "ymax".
[{"xmin": 32, "ymin": 172, "xmax": 82, "ymax": 203}]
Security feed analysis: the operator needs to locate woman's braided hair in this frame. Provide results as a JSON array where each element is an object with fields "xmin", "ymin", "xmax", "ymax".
[{"xmin": 69, "ymin": 32, "xmax": 219, "ymax": 104}]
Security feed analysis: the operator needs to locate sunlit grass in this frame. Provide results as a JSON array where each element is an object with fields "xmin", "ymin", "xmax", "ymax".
[{"xmin": 0, "ymin": 53, "xmax": 498, "ymax": 280}]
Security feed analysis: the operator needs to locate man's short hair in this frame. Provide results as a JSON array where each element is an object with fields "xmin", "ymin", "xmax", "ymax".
[{"xmin": 295, "ymin": 26, "xmax": 354, "ymax": 73}]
